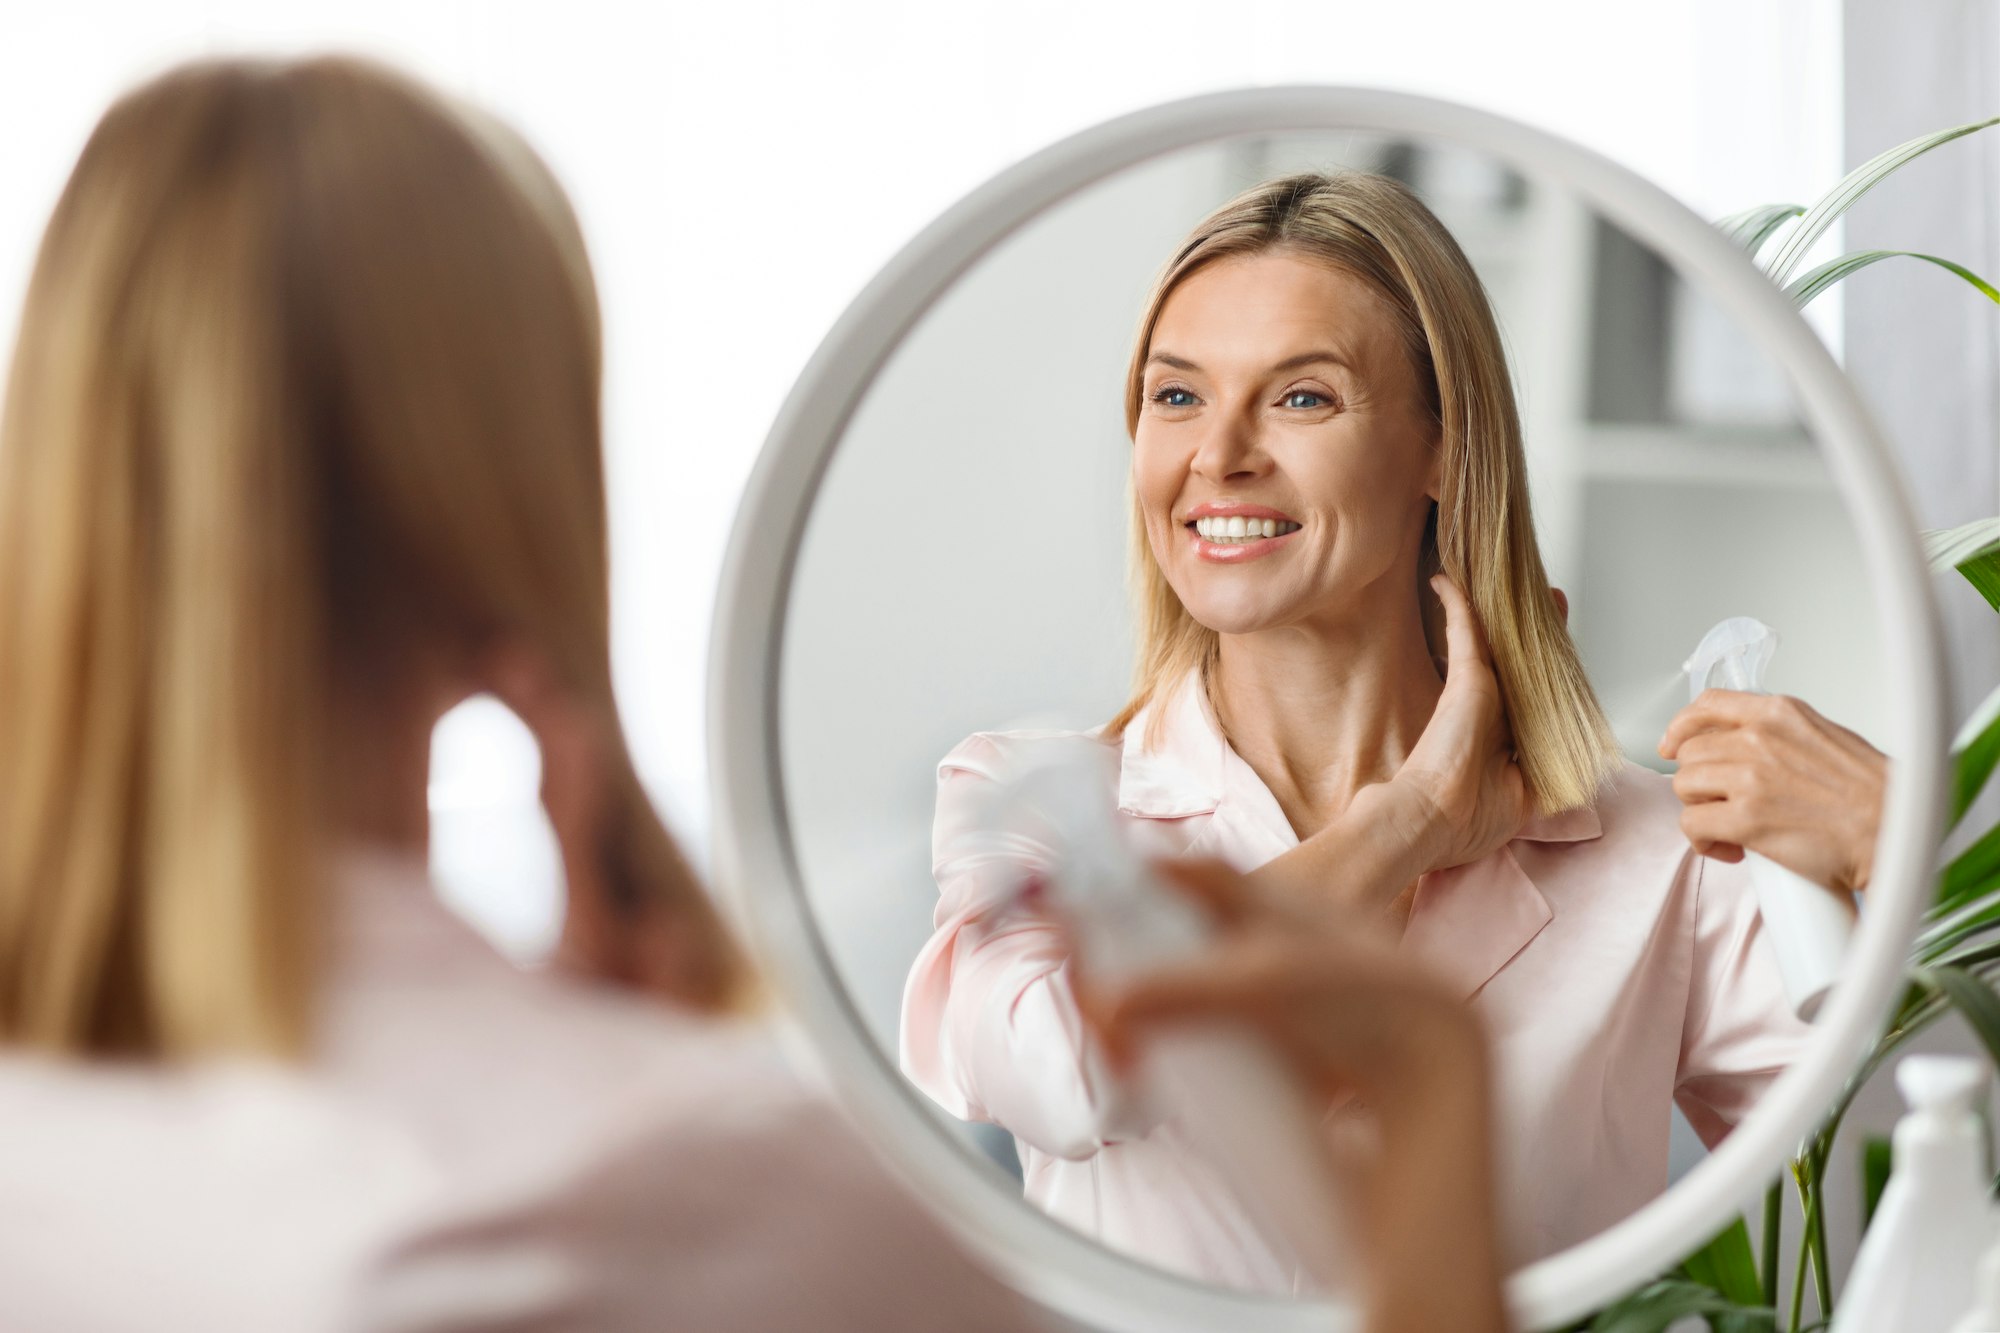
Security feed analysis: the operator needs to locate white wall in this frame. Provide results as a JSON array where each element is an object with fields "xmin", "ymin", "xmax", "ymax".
[{"xmin": 0, "ymin": 2, "xmax": 1846, "ymax": 962}]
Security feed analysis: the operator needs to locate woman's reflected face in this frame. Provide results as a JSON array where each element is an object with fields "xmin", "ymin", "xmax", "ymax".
[{"xmin": 1134, "ymin": 250, "xmax": 1439, "ymax": 637}]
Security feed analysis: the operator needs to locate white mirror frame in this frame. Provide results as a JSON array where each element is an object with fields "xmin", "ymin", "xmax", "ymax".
[{"xmin": 709, "ymin": 86, "xmax": 1949, "ymax": 1332}]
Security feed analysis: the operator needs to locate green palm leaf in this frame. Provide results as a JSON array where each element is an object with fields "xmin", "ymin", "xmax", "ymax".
[
  {"xmin": 1680, "ymin": 1215, "xmax": 1765, "ymax": 1307},
  {"xmin": 1861, "ymin": 1135, "xmax": 1892, "ymax": 1231},
  {"xmin": 1921, "ymin": 964, "xmax": 2000, "ymax": 1071},
  {"xmin": 1952, "ymin": 681, "xmax": 2000, "ymax": 826},
  {"xmin": 1918, "ymin": 886, "xmax": 2000, "ymax": 962},
  {"xmin": 1785, "ymin": 248, "xmax": 2000, "ymax": 308},
  {"xmin": 1765, "ymin": 115, "xmax": 2000, "ymax": 286},
  {"xmin": 1925, "ymin": 517, "xmax": 2000, "ymax": 572},
  {"xmin": 1936, "ymin": 936, "xmax": 2000, "ymax": 971},
  {"xmin": 1717, "ymin": 202, "xmax": 1805, "ymax": 257},
  {"xmin": 1939, "ymin": 823, "xmax": 2000, "ymax": 918},
  {"xmin": 1927, "ymin": 517, "xmax": 2000, "ymax": 614},
  {"xmin": 1589, "ymin": 1279, "xmax": 1774, "ymax": 1333}
]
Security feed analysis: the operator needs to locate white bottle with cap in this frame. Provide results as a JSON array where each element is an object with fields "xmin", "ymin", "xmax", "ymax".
[
  {"xmin": 1684, "ymin": 616, "xmax": 1857, "ymax": 1019},
  {"xmin": 1952, "ymin": 1242, "xmax": 2000, "ymax": 1332},
  {"xmin": 1831, "ymin": 1055, "xmax": 1995, "ymax": 1333}
]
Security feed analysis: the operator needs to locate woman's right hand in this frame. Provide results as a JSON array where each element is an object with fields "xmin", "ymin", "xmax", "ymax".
[
  {"xmin": 1378, "ymin": 574, "xmax": 1529, "ymax": 875},
  {"xmin": 1659, "ymin": 689, "xmax": 1886, "ymax": 894}
]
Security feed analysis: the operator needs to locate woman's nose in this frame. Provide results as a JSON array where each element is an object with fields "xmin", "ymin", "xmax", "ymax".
[{"xmin": 1188, "ymin": 408, "xmax": 1268, "ymax": 481}]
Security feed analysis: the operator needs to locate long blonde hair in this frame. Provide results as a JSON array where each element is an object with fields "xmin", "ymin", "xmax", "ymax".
[
  {"xmin": 0, "ymin": 58, "xmax": 745, "ymax": 1060},
  {"xmin": 1109, "ymin": 171, "xmax": 1618, "ymax": 814}
]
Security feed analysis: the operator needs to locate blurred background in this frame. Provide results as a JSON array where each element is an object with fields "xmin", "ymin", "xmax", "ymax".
[
  {"xmin": 4, "ymin": 0, "xmax": 1997, "ymax": 1292},
  {"xmin": 3, "ymin": 0, "xmax": 1866, "ymax": 958}
]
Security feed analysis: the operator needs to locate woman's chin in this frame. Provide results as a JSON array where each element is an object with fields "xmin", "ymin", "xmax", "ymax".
[{"xmin": 1179, "ymin": 600, "xmax": 1290, "ymax": 638}]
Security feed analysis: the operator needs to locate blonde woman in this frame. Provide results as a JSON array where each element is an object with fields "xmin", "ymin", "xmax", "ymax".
[
  {"xmin": 901, "ymin": 172, "xmax": 1810, "ymax": 1292},
  {"xmin": 0, "ymin": 56, "xmax": 1040, "ymax": 1333},
  {"xmin": 0, "ymin": 59, "xmax": 1532, "ymax": 1333}
]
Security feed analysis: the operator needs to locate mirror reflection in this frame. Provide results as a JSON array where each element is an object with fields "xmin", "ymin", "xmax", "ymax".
[{"xmin": 779, "ymin": 131, "xmax": 1885, "ymax": 1293}]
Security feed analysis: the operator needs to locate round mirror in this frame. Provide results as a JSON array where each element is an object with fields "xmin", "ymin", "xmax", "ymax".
[{"xmin": 711, "ymin": 88, "xmax": 1947, "ymax": 1332}]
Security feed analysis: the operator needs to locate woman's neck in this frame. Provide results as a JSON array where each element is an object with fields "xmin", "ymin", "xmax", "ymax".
[
  {"xmin": 328, "ymin": 658, "xmax": 448, "ymax": 858},
  {"xmin": 1208, "ymin": 595, "xmax": 1443, "ymax": 840}
]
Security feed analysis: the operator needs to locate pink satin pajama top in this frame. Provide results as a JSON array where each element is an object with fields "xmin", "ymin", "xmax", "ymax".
[{"xmin": 899, "ymin": 672, "xmax": 1810, "ymax": 1293}]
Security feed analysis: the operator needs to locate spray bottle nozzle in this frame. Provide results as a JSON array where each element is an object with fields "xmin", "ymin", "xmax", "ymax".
[
  {"xmin": 1685, "ymin": 616, "xmax": 1780, "ymax": 698},
  {"xmin": 1897, "ymin": 1054, "xmax": 1988, "ymax": 1115}
]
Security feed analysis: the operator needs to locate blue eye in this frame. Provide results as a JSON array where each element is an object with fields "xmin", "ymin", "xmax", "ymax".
[
  {"xmin": 1152, "ymin": 386, "xmax": 1198, "ymax": 409},
  {"xmin": 1282, "ymin": 390, "xmax": 1329, "ymax": 410}
]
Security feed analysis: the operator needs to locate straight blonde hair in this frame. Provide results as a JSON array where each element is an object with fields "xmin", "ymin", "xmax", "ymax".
[
  {"xmin": 0, "ymin": 58, "xmax": 746, "ymax": 1060},
  {"xmin": 1109, "ymin": 171, "xmax": 1618, "ymax": 814}
]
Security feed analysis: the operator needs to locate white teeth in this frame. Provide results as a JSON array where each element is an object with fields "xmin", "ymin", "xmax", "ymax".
[{"xmin": 1190, "ymin": 516, "xmax": 1303, "ymax": 545}]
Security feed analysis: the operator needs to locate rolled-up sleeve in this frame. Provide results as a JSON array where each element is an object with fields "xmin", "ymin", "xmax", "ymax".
[
  {"xmin": 1673, "ymin": 852, "xmax": 1815, "ymax": 1146},
  {"xmin": 897, "ymin": 734, "xmax": 1151, "ymax": 1160}
]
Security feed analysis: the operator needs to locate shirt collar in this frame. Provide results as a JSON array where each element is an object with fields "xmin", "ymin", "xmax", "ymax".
[
  {"xmin": 1517, "ymin": 802, "xmax": 1602, "ymax": 843},
  {"xmin": 1114, "ymin": 669, "xmax": 1605, "ymax": 1000},
  {"xmin": 1114, "ymin": 674, "xmax": 1228, "ymax": 820}
]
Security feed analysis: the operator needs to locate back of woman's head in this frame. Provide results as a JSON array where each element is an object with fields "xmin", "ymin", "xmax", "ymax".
[{"xmin": 0, "ymin": 57, "xmax": 739, "ymax": 1060}]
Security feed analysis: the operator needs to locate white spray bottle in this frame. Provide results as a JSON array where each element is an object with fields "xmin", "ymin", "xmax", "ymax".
[
  {"xmin": 1952, "ymin": 1241, "xmax": 2000, "ymax": 1333},
  {"xmin": 1832, "ymin": 1055, "xmax": 1996, "ymax": 1333},
  {"xmin": 986, "ymin": 741, "xmax": 1350, "ymax": 1293},
  {"xmin": 1684, "ymin": 617, "xmax": 1857, "ymax": 1019}
]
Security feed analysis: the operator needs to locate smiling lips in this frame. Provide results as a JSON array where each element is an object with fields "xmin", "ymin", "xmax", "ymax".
[{"xmin": 1182, "ymin": 503, "xmax": 1302, "ymax": 563}]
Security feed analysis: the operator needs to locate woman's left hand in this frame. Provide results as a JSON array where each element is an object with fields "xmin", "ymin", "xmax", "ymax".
[
  {"xmin": 1384, "ymin": 574, "xmax": 1530, "ymax": 875},
  {"xmin": 480, "ymin": 642, "xmax": 739, "ymax": 1005},
  {"xmin": 1250, "ymin": 574, "xmax": 1527, "ymax": 925},
  {"xmin": 1076, "ymin": 858, "xmax": 1510, "ymax": 1333},
  {"xmin": 1659, "ymin": 689, "xmax": 1886, "ymax": 895}
]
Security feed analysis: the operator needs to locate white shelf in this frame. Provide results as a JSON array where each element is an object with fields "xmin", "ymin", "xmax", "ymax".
[{"xmin": 1582, "ymin": 424, "xmax": 1833, "ymax": 491}]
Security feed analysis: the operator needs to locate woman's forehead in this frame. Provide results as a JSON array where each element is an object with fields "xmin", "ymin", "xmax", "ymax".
[{"xmin": 1149, "ymin": 251, "xmax": 1400, "ymax": 373}]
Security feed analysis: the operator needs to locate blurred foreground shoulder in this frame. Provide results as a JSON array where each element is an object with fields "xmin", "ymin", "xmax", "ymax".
[
  {"xmin": 0, "ymin": 1058, "xmax": 432, "ymax": 1333},
  {"xmin": 354, "ymin": 1017, "xmax": 1036, "ymax": 1333}
]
